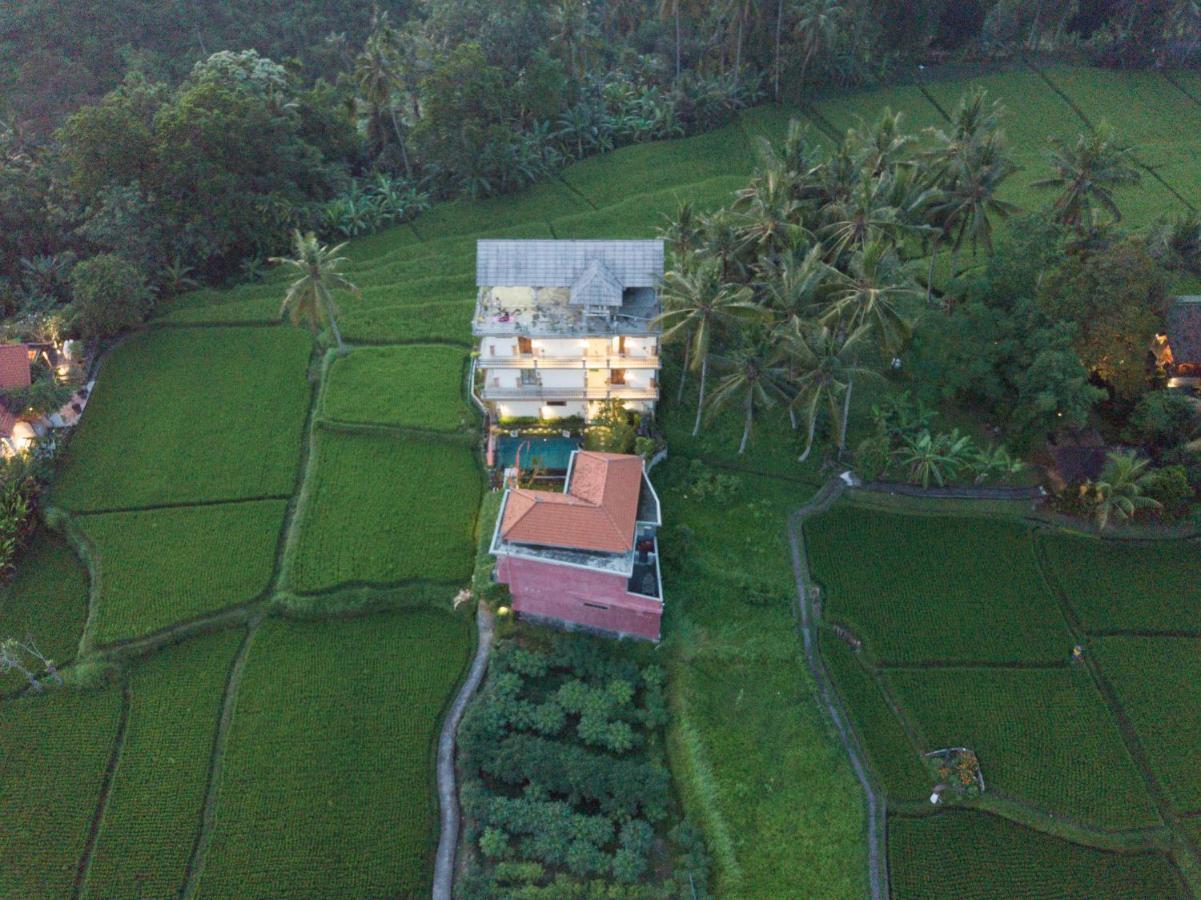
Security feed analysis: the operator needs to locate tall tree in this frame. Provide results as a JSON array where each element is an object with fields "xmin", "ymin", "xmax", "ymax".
[
  {"xmin": 780, "ymin": 321, "xmax": 881, "ymax": 460},
  {"xmin": 654, "ymin": 261, "xmax": 766, "ymax": 436},
  {"xmin": 705, "ymin": 336, "xmax": 790, "ymax": 454},
  {"xmin": 272, "ymin": 230, "xmax": 359, "ymax": 355},
  {"xmin": 1032, "ymin": 122, "xmax": 1141, "ymax": 232},
  {"xmin": 353, "ymin": 11, "xmax": 413, "ymax": 177}
]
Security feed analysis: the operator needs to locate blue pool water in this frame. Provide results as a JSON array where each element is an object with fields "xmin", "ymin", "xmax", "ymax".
[{"xmin": 496, "ymin": 435, "xmax": 580, "ymax": 471}]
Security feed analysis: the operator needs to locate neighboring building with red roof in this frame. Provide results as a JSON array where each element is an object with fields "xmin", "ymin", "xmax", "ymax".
[
  {"xmin": 490, "ymin": 450, "xmax": 664, "ymax": 640},
  {"xmin": 0, "ymin": 344, "xmax": 30, "ymax": 391}
]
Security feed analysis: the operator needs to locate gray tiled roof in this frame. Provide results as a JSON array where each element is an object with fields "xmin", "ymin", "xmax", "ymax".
[
  {"xmin": 477, "ymin": 239, "xmax": 664, "ymax": 288},
  {"xmin": 569, "ymin": 258, "xmax": 624, "ymax": 307}
]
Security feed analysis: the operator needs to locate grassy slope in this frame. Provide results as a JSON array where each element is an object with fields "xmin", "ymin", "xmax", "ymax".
[
  {"xmin": 198, "ymin": 611, "xmax": 471, "ymax": 898},
  {"xmin": 656, "ymin": 460, "xmax": 865, "ymax": 897},
  {"xmin": 84, "ymin": 629, "xmax": 243, "ymax": 897}
]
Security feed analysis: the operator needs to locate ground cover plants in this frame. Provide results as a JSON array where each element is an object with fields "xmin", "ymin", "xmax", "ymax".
[
  {"xmin": 0, "ymin": 529, "xmax": 87, "ymax": 692},
  {"xmin": 83, "ymin": 630, "xmax": 243, "ymax": 898},
  {"xmin": 323, "ymin": 344, "xmax": 469, "ymax": 432},
  {"xmin": 456, "ymin": 631, "xmax": 709, "ymax": 897},
  {"xmin": 888, "ymin": 810, "xmax": 1185, "ymax": 899}
]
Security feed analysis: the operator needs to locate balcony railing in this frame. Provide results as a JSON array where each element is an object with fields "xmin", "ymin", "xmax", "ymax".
[
  {"xmin": 479, "ymin": 384, "xmax": 659, "ymax": 401},
  {"xmin": 476, "ymin": 353, "xmax": 660, "ymax": 369}
]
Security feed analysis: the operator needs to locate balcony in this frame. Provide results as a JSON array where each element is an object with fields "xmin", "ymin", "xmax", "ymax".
[
  {"xmin": 472, "ymin": 286, "xmax": 660, "ymax": 338},
  {"xmin": 476, "ymin": 353, "xmax": 660, "ymax": 369},
  {"xmin": 627, "ymin": 535, "xmax": 662, "ymax": 600},
  {"xmin": 479, "ymin": 383, "xmax": 659, "ymax": 402}
]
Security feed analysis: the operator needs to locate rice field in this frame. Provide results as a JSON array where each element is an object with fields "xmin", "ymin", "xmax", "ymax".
[
  {"xmin": 888, "ymin": 810, "xmax": 1185, "ymax": 899},
  {"xmin": 0, "ymin": 530, "xmax": 88, "ymax": 692},
  {"xmin": 197, "ymin": 611, "xmax": 471, "ymax": 897},
  {"xmin": 51, "ymin": 326, "xmax": 313, "ymax": 511},
  {"xmin": 83, "ymin": 629, "xmax": 243, "ymax": 897},
  {"xmin": 77, "ymin": 500, "xmax": 286, "ymax": 645},
  {"xmin": 805, "ymin": 506, "xmax": 1072, "ymax": 663},
  {"xmin": 323, "ymin": 344, "xmax": 471, "ymax": 432},
  {"xmin": 0, "ymin": 687, "xmax": 123, "ymax": 898},
  {"xmin": 289, "ymin": 428, "xmax": 482, "ymax": 592}
]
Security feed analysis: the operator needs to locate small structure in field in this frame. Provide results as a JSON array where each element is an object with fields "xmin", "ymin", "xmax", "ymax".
[
  {"xmin": 490, "ymin": 449, "xmax": 663, "ymax": 641},
  {"xmin": 1160, "ymin": 296, "xmax": 1201, "ymax": 388}
]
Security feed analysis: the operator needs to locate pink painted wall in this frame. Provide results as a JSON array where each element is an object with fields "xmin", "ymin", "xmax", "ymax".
[{"xmin": 496, "ymin": 554, "xmax": 662, "ymax": 641}]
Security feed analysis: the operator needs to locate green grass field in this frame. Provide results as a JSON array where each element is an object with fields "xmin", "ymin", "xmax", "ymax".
[
  {"xmin": 806, "ymin": 506, "xmax": 1072, "ymax": 663},
  {"xmin": 0, "ymin": 530, "xmax": 88, "ymax": 692},
  {"xmin": 84, "ymin": 629, "xmax": 242, "ymax": 897},
  {"xmin": 1040, "ymin": 533, "xmax": 1201, "ymax": 632},
  {"xmin": 198, "ymin": 610, "xmax": 470, "ymax": 897},
  {"xmin": 657, "ymin": 461, "xmax": 866, "ymax": 897},
  {"xmin": 323, "ymin": 344, "xmax": 470, "ymax": 432},
  {"xmin": 289, "ymin": 429, "xmax": 481, "ymax": 592},
  {"xmin": 51, "ymin": 327, "xmax": 313, "ymax": 511},
  {"xmin": 78, "ymin": 500, "xmax": 286, "ymax": 645},
  {"xmin": 889, "ymin": 810, "xmax": 1185, "ymax": 899},
  {"xmin": 0, "ymin": 687, "xmax": 123, "ymax": 898}
]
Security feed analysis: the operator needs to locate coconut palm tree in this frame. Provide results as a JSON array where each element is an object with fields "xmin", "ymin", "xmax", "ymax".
[
  {"xmin": 1089, "ymin": 451, "xmax": 1161, "ymax": 529},
  {"xmin": 272, "ymin": 230, "xmax": 359, "ymax": 355},
  {"xmin": 654, "ymin": 261, "xmax": 765, "ymax": 436},
  {"xmin": 821, "ymin": 241, "xmax": 917, "ymax": 354},
  {"xmin": 705, "ymin": 336, "xmax": 790, "ymax": 454},
  {"xmin": 1032, "ymin": 122, "xmax": 1141, "ymax": 232},
  {"xmin": 779, "ymin": 321, "xmax": 881, "ymax": 461},
  {"xmin": 757, "ymin": 243, "xmax": 831, "ymax": 328},
  {"xmin": 354, "ymin": 14, "xmax": 412, "ymax": 177},
  {"xmin": 549, "ymin": 0, "xmax": 598, "ymax": 78},
  {"xmin": 927, "ymin": 134, "xmax": 1020, "ymax": 282},
  {"xmin": 794, "ymin": 0, "xmax": 844, "ymax": 95},
  {"xmin": 733, "ymin": 167, "xmax": 809, "ymax": 260}
]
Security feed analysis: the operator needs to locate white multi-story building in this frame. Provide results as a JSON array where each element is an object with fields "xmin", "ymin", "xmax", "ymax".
[{"xmin": 472, "ymin": 239, "xmax": 663, "ymax": 422}]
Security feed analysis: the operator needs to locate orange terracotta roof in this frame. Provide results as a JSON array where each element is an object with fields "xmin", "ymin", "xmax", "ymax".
[
  {"xmin": 0, "ymin": 344, "xmax": 30, "ymax": 390},
  {"xmin": 500, "ymin": 451, "xmax": 645, "ymax": 554}
]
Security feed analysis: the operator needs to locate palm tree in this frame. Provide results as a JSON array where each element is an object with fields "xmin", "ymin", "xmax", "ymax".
[
  {"xmin": 1032, "ymin": 122, "xmax": 1141, "ymax": 232},
  {"xmin": 733, "ymin": 167, "xmax": 809, "ymax": 260},
  {"xmin": 654, "ymin": 261, "xmax": 765, "ymax": 436},
  {"xmin": 272, "ymin": 230, "xmax": 359, "ymax": 355},
  {"xmin": 705, "ymin": 337, "xmax": 790, "ymax": 454},
  {"xmin": 549, "ymin": 0, "xmax": 597, "ymax": 78},
  {"xmin": 794, "ymin": 0, "xmax": 844, "ymax": 94},
  {"xmin": 927, "ymin": 134, "xmax": 1020, "ymax": 282},
  {"xmin": 758, "ymin": 244, "xmax": 831, "ymax": 327},
  {"xmin": 660, "ymin": 0, "xmax": 683, "ymax": 81},
  {"xmin": 779, "ymin": 321, "xmax": 881, "ymax": 461},
  {"xmin": 1089, "ymin": 451, "xmax": 1161, "ymax": 529},
  {"xmin": 354, "ymin": 14, "xmax": 412, "ymax": 177},
  {"xmin": 822, "ymin": 241, "xmax": 917, "ymax": 355}
]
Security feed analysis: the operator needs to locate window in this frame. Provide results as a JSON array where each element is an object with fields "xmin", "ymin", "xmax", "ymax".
[
  {"xmin": 583, "ymin": 601, "xmax": 609, "ymax": 610},
  {"xmin": 520, "ymin": 369, "xmax": 540, "ymax": 386},
  {"xmin": 546, "ymin": 400, "xmax": 567, "ymax": 407}
]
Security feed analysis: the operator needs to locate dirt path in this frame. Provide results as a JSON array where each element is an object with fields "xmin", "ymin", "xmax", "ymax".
[
  {"xmin": 433, "ymin": 605, "xmax": 495, "ymax": 900},
  {"xmin": 786, "ymin": 475, "xmax": 889, "ymax": 900}
]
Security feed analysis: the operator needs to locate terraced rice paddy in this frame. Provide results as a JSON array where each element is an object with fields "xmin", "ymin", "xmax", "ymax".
[
  {"xmin": 806, "ymin": 495, "xmax": 1201, "ymax": 894},
  {"xmin": 5, "ymin": 63, "xmax": 1201, "ymax": 895}
]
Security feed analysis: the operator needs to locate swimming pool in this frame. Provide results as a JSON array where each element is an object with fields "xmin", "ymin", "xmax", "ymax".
[{"xmin": 495, "ymin": 435, "xmax": 580, "ymax": 471}]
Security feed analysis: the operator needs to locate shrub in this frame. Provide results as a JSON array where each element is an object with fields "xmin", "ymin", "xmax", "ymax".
[
  {"xmin": 1127, "ymin": 390, "xmax": 1197, "ymax": 450},
  {"xmin": 69, "ymin": 253, "xmax": 152, "ymax": 339},
  {"xmin": 1143, "ymin": 464, "xmax": 1195, "ymax": 517}
]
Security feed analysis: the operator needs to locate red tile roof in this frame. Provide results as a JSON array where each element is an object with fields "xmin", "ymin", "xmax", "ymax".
[
  {"xmin": 500, "ymin": 451, "xmax": 645, "ymax": 554},
  {"xmin": 0, "ymin": 344, "xmax": 30, "ymax": 390}
]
